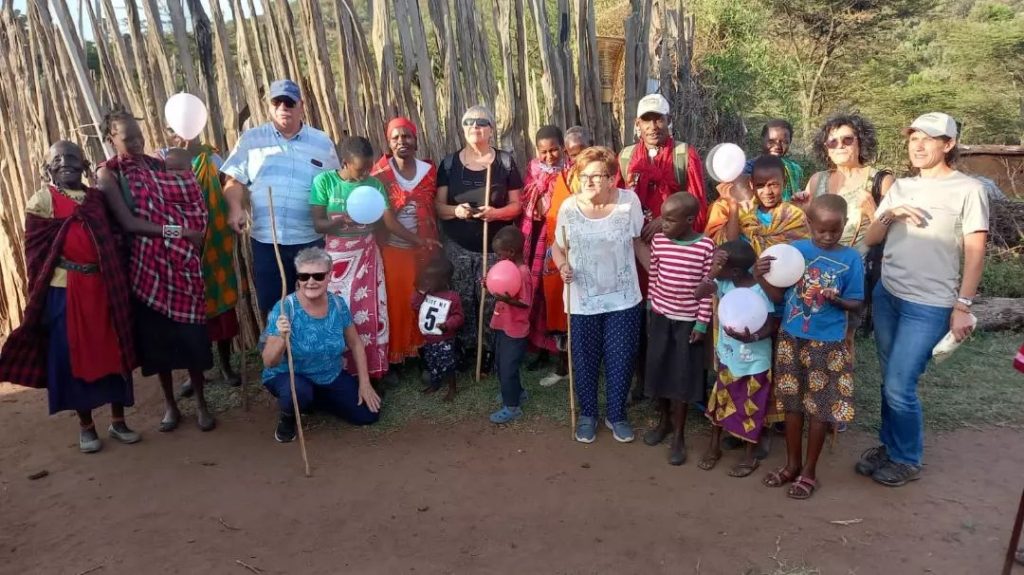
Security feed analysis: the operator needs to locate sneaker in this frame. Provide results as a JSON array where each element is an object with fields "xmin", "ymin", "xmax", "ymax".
[
  {"xmin": 79, "ymin": 428, "xmax": 102, "ymax": 453},
  {"xmin": 872, "ymin": 461, "xmax": 921, "ymax": 487},
  {"xmin": 108, "ymin": 423, "xmax": 141, "ymax": 444},
  {"xmin": 604, "ymin": 418, "xmax": 635, "ymax": 443},
  {"xmin": 275, "ymin": 415, "xmax": 297, "ymax": 443},
  {"xmin": 854, "ymin": 445, "xmax": 888, "ymax": 476},
  {"xmin": 494, "ymin": 389, "xmax": 529, "ymax": 404},
  {"xmin": 489, "ymin": 406, "xmax": 523, "ymax": 424},
  {"xmin": 575, "ymin": 416, "xmax": 597, "ymax": 443},
  {"xmin": 538, "ymin": 373, "xmax": 565, "ymax": 387}
]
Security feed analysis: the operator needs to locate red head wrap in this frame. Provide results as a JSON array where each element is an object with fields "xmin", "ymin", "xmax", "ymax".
[{"xmin": 385, "ymin": 117, "xmax": 417, "ymax": 139}]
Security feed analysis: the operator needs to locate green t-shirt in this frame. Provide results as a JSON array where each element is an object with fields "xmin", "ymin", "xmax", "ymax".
[{"xmin": 310, "ymin": 172, "xmax": 390, "ymax": 235}]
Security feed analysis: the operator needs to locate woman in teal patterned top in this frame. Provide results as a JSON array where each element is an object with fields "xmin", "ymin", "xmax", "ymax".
[{"xmin": 261, "ymin": 247, "xmax": 382, "ymax": 443}]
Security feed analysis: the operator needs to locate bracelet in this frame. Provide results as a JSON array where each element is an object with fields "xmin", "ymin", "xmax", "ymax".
[
  {"xmin": 162, "ymin": 224, "xmax": 183, "ymax": 239},
  {"xmin": 878, "ymin": 214, "xmax": 894, "ymax": 226}
]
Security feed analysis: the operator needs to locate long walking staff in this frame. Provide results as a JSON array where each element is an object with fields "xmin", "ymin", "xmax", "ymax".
[
  {"xmin": 266, "ymin": 187, "xmax": 311, "ymax": 477},
  {"xmin": 237, "ymin": 216, "xmax": 259, "ymax": 412},
  {"xmin": 1002, "ymin": 485, "xmax": 1024, "ymax": 575},
  {"xmin": 561, "ymin": 227, "xmax": 576, "ymax": 437},
  {"xmin": 474, "ymin": 162, "xmax": 494, "ymax": 382}
]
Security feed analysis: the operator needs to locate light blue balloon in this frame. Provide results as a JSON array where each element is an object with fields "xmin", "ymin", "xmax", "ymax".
[{"xmin": 347, "ymin": 185, "xmax": 387, "ymax": 224}]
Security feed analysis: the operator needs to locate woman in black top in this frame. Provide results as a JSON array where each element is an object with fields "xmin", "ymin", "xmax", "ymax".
[{"xmin": 435, "ymin": 105, "xmax": 524, "ymax": 362}]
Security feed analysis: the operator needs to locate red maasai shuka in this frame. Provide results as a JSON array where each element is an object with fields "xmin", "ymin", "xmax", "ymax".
[
  {"xmin": 372, "ymin": 158, "xmax": 440, "ymax": 267},
  {"xmin": 622, "ymin": 137, "xmax": 709, "ymax": 232},
  {"xmin": 0, "ymin": 186, "xmax": 136, "ymax": 388},
  {"xmin": 104, "ymin": 154, "xmax": 208, "ymax": 324}
]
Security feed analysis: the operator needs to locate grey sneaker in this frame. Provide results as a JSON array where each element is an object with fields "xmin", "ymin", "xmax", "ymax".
[
  {"xmin": 605, "ymin": 418, "xmax": 635, "ymax": 443},
  {"xmin": 79, "ymin": 428, "xmax": 102, "ymax": 453},
  {"xmin": 855, "ymin": 445, "xmax": 888, "ymax": 476},
  {"xmin": 872, "ymin": 460, "xmax": 921, "ymax": 487},
  {"xmin": 575, "ymin": 416, "xmax": 597, "ymax": 443},
  {"xmin": 108, "ymin": 423, "xmax": 141, "ymax": 444}
]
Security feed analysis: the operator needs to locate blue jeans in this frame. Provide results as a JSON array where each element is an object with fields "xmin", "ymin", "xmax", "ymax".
[
  {"xmin": 872, "ymin": 284, "xmax": 950, "ymax": 466},
  {"xmin": 494, "ymin": 330, "xmax": 528, "ymax": 407},
  {"xmin": 251, "ymin": 238, "xmax": 325, "ymax": 320},
  {"xmin": 570, "ymin": 304, "xmax": 643, "ymax": 423},
  {"xmin": 263, "ymin": 371, "xmax": 379, "ymax": 425}
]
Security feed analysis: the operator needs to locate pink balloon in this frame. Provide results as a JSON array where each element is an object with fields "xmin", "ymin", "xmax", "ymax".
[{"xmin": 486, "ymin": 260, "xmax": 522, "ymax": 297}]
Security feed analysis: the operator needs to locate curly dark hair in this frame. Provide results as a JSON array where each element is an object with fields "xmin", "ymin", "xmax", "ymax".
[
  {"xmin": 813, "ymin": 113, "xmax": 879, "ymax": 168},
  {"xmin": 100, "ymin": 108, "xmax": 137, "ymax": 140}
]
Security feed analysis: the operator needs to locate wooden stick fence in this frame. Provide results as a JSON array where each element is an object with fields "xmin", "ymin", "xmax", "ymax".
[{"xmin": 0, "ymin": 0, "xmax": 713, "ymax": 343}]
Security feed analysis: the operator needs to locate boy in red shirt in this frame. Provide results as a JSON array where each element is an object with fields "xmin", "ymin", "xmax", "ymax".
[
  {"xmin": 412, "ymin": 257, "xmax": 465, "ymax": 402},
  {"xmin": 488, "ymin": 227, "xmax": 532, "ymax": 423}
]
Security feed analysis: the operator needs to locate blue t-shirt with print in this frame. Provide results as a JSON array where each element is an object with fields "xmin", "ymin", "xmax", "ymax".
[
  {"xmin": 782, "ymin": 239, "xmax": 864, "ymax": 342},
  {"xmin": 261, "ymin": 293, "xmax": 352, "ymax": 385},
  {"xmin": 715, "ymin": 280, "xmax": 773, "ymax": 377}
]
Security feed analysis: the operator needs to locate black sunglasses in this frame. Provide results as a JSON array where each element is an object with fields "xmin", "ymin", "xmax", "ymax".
[
  {"xmin": 826, "ymin": 135, "xmax": 857, "ymax": 149},
  {"xmin": 272, "ymin": 97, "xmax": 297, "ymax": 109},
  {"xmin": 462, "ymin": 118, "xmax": 491, "ymax": 128},
  {"xmin": 297, "ymin": 272, "xmax": 327, "ymax": 282}
]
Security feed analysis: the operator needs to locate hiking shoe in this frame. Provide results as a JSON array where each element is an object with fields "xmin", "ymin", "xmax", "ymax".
[
  {"xmin": 108, "ymin": 423, "xmax": 141, "ymax": 444},
  {"xmin": 605, "ymin": 419, "xmax": 635, "ymax": 443},
  {"xmin": 489, "ymin": 406, "xmax": 523, "ymax": 424},
  {"xmin": 871, "ymin": 460, "xmax": 921, "ymax": 487},
  {"xmin": 79, "ymin": 428, "xmax": 102, "ymax": 453},
  {"xmin": 275, "ymin": 415, "xmax": 297, "ymax": 443},
  {"xmin": 855, "ymin": 445, "xmax": 889, "ymax": 476},
  {"xmin": 539, "ymin": 373, "xmax": 565, "ymax": 387},
  {"xmin": 494, "ymin": 389, "xmax": 529, "ymax": 404},
  {"xmin": 575, "ymin": 416, "xmax": 597, "ymax": 444}
]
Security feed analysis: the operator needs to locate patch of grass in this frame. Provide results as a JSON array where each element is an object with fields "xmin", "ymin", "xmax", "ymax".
[
  {"xmin": 203, "ymin": 332, "xmax": 1024, "ymax": 435},
  {"xmin": 980, "ymin": 252, "xmax": 1024, "ymax": 298}
]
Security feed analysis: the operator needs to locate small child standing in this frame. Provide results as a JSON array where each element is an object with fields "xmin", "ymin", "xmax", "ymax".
[
  {"xmin": 412, "ymin": 257, "xmax": 465, "ymax": 402},
  {"xmin": 762, "ymin": 194, "xmax": 864, "ymax": 499},
  {"xmin": 641, "ymin": 193, "xmax": 716, "ymax": 466},
  {"xmin": 488, "ymin": 226, "xmax": 532, "ymax": 424},
  {"xmin": 695, "ymin": 240, "xmax": 778, "ymax": 477}
]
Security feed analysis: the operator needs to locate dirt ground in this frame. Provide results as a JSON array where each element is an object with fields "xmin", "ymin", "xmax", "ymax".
[{"xmin": 1, "ymin": 379, "xmax": 1020, "ymax": 575}]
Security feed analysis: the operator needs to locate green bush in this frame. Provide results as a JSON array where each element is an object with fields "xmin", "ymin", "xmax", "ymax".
[{"xmin": 980, "ymin": 253, "xmax": 1024, "ymax": 298}]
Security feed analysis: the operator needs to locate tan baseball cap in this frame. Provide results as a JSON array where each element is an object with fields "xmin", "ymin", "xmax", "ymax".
[
  {"xmin": 903, "ymin": 112, "xmax": 958, "ymax": 138},
  {"xmin": 637, "ymin": 93, "xmax": 670, "ymax": 118}
]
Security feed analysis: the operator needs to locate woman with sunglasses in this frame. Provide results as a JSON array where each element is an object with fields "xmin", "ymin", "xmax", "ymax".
[
  {"xmin": 435, "ymin": 105, "xmax": 524, "ymax": 367},
  {"xmin": 550, "ymin": 146, "xmax": 648, "ymax": 444},
  {"xmin": 261, "ymin": 247, "xmax": 381, "ymax": 443},
  {"xmin": 802, "ymin": 114, "xmax": 895, "ymax": 364}
]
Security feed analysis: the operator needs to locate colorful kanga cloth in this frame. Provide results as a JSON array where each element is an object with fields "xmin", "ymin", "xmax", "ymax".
[
  {"xmin": 735, "ymin": 201, "xmax": 809, "ymax": 255},
  {"xmin": 0, "ymin": 186, "xmax": 135, "ymax": 388},
  {"xmin": 193, "ymin": 145, "xmax": 238, "ymax": 317},
  {"xmin": 519, "ymin": 158, "xmax": 562, "ymax": 352},
  {"xmin": 104, "ymin": 154, "xmax": 208, "ymax": 323}
]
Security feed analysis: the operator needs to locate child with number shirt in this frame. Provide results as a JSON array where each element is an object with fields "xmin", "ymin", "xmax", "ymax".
[
  {"xmin": 695, "ymin": 240, "xmax": 778, "ymax": 477},
  {"xmin": 412, "ymin": 256, "xmax": 464, "ymax": 402},
  {"xmin": 488, "ymin": 226, "xmax": 533, "ymax": 424},
  {"xmin": 761, "ymin": 194, "xmax": 864, "ymax": 500},
  {"xmin": 641, "ymin": 193, "xmax": 715, "ymax": 466}
]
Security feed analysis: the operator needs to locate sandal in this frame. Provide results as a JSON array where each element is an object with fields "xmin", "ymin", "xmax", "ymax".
[
  {"xmin": 697, "ymin": 451, "xmax": 722, "ymax": 471},
  {"xmin": 762, "ymin": 466, "xmax": 799, "ymax": 487},
  {"xmin": 728, "ymin": 459, "xmax": 760, "ymax": 478},
  {"xmin": 787, "ymin": 476, "xmax": 818, "ymax": 500}
]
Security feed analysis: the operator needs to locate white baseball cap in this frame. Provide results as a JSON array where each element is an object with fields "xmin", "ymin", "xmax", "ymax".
[
  {"xmin": 904, "ymin": 112, "xmax": 958, "ymax": 139},
  {"xmin": 637, "ymin": 93, "xmax": 670, "ymax": 118}
]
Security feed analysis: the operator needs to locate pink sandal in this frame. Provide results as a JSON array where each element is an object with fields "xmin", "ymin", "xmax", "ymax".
[{"xmin": 787, "ymin": 475, "xmax": 818, "ymax": 500}]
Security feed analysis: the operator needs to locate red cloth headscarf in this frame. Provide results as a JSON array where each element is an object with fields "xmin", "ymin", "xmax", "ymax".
[{"xmin": 373, "ymin": 117, "xmax": 419, "ymax": 171}]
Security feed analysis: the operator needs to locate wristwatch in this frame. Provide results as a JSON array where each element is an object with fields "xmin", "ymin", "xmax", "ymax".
[
  {"xmin": 956, "ymin": 296, "xmax": 973, "ymax": 307},
  {"xmin": 955, "ymin": 297, "xmax": 973, "ymax": 313}
]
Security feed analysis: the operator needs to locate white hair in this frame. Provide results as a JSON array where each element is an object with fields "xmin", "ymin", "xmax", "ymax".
[{"xmin": 294, "ymin": 247, "xmax": 332, "ymax": 271}]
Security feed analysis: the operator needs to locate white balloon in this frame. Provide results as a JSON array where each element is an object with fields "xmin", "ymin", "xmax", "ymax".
[
  {"xmin": 718, "ymin": 287, "xmax": 769, "ymax": 334},
  {"xmin": 346, "ymin": 185, "xmax": 387, "ymax": 224},
  {"xmin": 705, "ymin": 143, "xmax": 746, "ymax": 183},
  {"xmin": 761, "ymin": 243, "xmax": 806, "ymax": 288},
  {"xmin": 164, "ymin": 93, "xmax": 208, "ymax": 141}
]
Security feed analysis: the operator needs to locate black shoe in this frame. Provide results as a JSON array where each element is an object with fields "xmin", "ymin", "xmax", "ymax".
[
  {"xmin": 178, "ymin": 379, "xmax": 195, "ymax": 399},
  {"xmin": 871, "ymin": 460, "xmax": 920, "ymax": 487},
  {"xmin": 855, "ymin": 444, "xmax": 889, "ymax": 476},
  {"xmin": 275, "ymin": 415, "xmax": 296, "ymax": 443},
  {"xmin": 643, "ymin": 426, "xmax": 671, "ymax": 446}
]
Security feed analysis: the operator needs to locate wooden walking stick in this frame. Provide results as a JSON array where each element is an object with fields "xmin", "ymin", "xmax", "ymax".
[
  {"xmin": 266, "ymin": 187, "xmax": 311, "ymax": 477},
  {"xmin": 1002, "ymin": 485, "xmax": 1024, "ymax": 575},
  {"xmin": 561, "ymin": 226, "xmax": 576, "ymax": 437},
  {"xmin": 474, "ymin": 162, "xmax": 494, "ymax": 382}
]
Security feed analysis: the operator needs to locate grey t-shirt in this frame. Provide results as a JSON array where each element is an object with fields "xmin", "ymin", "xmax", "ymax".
[{"xmin": 875, "ymin": 170, "xmax": 989, "ymax": 307}]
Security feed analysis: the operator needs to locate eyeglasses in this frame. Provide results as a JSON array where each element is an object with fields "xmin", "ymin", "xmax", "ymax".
[
  {"xmin": 272, "ymin": 97, "xmax": 297, "ymax": 109},
  {"xmin": 462, "ymin": 118, "xmax": 491, "ymax": 128},
  {"xmin": 297, "ymin": 272, "xmax": 327, "ymax": 282},
  {"xmin": 826, "ymin": 135, "xmax": 857, "ymax": 149},
  {"xmin": 579, "ymin": 174, "xmax": 610, "ymax": 184}
]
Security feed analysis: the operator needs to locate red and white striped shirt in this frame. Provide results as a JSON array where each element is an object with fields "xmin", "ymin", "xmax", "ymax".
[{"xmin": 648, "ymin": 233, "xmax": 716, "ymax": 324}]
